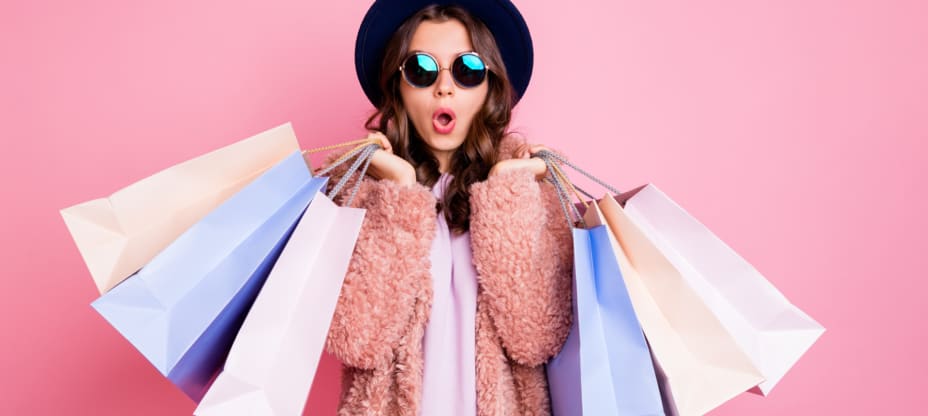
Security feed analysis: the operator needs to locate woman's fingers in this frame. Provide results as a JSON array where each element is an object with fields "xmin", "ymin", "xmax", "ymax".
[
  {"xmin": 366, "ymin": 131, "xmax": 391, "ymax": 153},
  {"xmin": 364, "ymin": 133, "xmax": 415, "ymax": 186},
  {"xmin": 525, "ymin": 144, "xmax": 556, "ymax": 178},
  {"xmin": 517, "ymin": 143, "xmax": 554, "ymax": 159},
  {"xmin": 528, "ymin": 144, "xmax": 550, "ymax": 156},
  {"xmin": 491, "ymin": 156, "xmax": 548, "ymax": 180}
]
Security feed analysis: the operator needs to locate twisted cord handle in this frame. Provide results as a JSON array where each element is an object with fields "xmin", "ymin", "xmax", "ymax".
[
  {"xmin": 540, "ymin": 155, "xmax": 586, "ymax": 229},
  {"xmin": 326, "ymin": 143, "xmax": 379, "ymax": 207},
  {"xmin": 313, "ymin": 138, "xmax": 379, "ymax": 178},
  {"xmin": 341, "ymin": 144, "xmax": 377, "ymax": 207},
  {"xmin": 534, "ymin": 149, "xmax": 622, "ymax": 196}
]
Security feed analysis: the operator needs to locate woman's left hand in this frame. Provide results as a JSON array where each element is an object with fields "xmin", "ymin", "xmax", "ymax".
[{"xmin": 489, "ymin": 143, "xmax": 550, "ymax": 180}]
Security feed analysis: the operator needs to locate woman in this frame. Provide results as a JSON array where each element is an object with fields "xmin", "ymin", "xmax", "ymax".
[{"xmin": 321, "ymin": 1, "xmax": 573, "ymax": 414}]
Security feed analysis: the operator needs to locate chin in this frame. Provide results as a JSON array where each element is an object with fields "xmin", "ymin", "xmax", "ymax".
[
  {"xmin": 426, "ymin": 137, "xmax": 466, "ymax": 151},
  {"xmin": 421, "ymin": 130, "xmax": 466, "ymax": 148}
]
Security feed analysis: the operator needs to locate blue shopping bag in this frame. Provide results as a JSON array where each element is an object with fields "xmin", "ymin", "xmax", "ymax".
[
  {"xmin": 546, "ymin": 225, "xmax": 664, "ymax": 415},
  {"xmin": 540, "ymin": 150, "xmax": 664, "ymax": 415},
  {"xmin": 92, "ymin": 151, "xmax": 327, "ymax": 401}
]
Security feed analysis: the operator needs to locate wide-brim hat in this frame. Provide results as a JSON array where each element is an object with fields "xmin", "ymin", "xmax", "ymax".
[{"xmin": 355, "ymin": 0, "xmax": 534, "ymax": 107}]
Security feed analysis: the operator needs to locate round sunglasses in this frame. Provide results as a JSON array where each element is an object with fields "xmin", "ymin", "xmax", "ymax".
[{"xmin": 398, "ymin": 51, "xmax": 489, "ymax": 89}]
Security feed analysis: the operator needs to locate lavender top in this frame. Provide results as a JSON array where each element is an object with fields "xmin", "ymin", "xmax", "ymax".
[{"xmin": 419, "ymin": 173, "xmax": 478, "ymax": 416}]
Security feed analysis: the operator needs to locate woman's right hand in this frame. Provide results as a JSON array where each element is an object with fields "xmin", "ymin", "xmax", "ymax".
[{"xmin": 364, "ymin": 131, "xmax": 417, "ymax": 186}]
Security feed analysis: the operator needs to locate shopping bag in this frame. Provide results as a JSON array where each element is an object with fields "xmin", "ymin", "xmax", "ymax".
[
  {"xmin": 91, "ymin": 150, "xmax": 327, "ymax": 401},
  {"xmin": 536, "ymin": 150, "xmax": 763, "ymax": 416},
  {"xmin": 544, "ymin": 161, "xmax": 664, "ymax": 416},
  {"xmin": 62, "ymin": 123, "xmax": 300, "ymax": 293},
  {"xmin": 621, "ymin": 184, "xmax": 825, "ymax": 395},
  {"xmin": 194, "ymin": 143, "xmax": 375, "ymax": 415},
  {"xmin": 598, "ymin": 194, "xmax": 764, "ymax": 415}
]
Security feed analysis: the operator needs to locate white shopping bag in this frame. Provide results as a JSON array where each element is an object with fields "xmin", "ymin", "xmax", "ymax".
[
  {"xmin": 621, "ymin": 184, "xmax": 825, "ymax": 395},
  {"xmin": 194, "ymin": 192, "xmax": 364, "ymax": 415}
]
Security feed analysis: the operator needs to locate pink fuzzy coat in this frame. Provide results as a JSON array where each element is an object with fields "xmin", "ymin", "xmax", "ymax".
[{"xmin": 320, "ymin": 136, "xmax": 573, "ymax": 415}]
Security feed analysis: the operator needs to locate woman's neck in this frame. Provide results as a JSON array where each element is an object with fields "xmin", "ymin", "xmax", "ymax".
[{"xmin": 435, "ymin": 152, "xmax": 451, "ymax": 174}]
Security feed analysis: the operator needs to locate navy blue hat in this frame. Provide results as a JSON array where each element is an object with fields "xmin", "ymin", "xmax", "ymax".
[{"xmin": 355, "ymin": 0, "xmax": 534, "ymax": 107}]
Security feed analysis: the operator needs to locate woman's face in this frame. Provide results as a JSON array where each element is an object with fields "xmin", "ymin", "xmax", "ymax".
[{"xmin": 400, "ymin": 19, "xmax": 489, "ymax": 171}]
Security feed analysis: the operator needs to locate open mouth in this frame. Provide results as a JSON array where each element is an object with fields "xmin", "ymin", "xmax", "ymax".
[
  {"xmin": 436, "ymin": 113, "xmax": 453, "ymax": 126},
  {"xmin": 432, "ymin": 108, "xmax": 456, "ymax": 134}
]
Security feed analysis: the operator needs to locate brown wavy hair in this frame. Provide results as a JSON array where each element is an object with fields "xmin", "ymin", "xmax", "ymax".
[{"xmin": 365, "ymin": 4, "xmax": 515, "ymax": 234}]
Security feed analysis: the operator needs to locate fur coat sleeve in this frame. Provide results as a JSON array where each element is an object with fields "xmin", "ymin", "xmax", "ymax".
[
  {"xmin": 318, "ymin": 152, "xmax": 438, "ymax": 370},
  {"xmin": 468, "ymin": 147, "xmax": 574, "ymax": 367}
]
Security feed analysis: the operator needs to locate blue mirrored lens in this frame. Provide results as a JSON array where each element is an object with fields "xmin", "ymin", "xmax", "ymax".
[
  {"xmin": 452, "ymin": 53, "xmax": 487, "ymax": 87},
  {"xmin": 403, "ymin": 53, "xmax": 439, "ymax": 87}
]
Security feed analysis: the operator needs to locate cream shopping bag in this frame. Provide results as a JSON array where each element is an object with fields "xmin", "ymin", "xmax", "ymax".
[
  {"xmin": 595, "ymin": 195, "xmax": 764, "ymax": 415},
  {"xmin": 61, "ymin": 123, "xmax": 299, "ymax": 293}
]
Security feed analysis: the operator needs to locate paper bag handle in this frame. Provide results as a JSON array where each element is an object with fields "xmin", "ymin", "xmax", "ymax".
[
  {"xmin": 537, "ymin": 153, "xmax": 587, "ymax": 228},
  {"xmin": 304, "ymin": 139, "xmax": 382, "ymax": 207},
  {"xmin": 534, "ymin": 149, "xmax": 623, "ymax": 200}
]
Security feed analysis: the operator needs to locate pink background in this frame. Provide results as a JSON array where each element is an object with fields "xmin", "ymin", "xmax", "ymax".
[{"xmin": 2, "ymin": 0, "xmax": 924, "ymax": 414}]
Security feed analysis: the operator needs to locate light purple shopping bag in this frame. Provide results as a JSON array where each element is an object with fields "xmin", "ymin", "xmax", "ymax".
[
  {"xmin": 92, "ymin": 151, "xmax": 326, "ymax": 401},
  {"xmin": 194, "ymin": 144, "xmax": 376, "ymax": 415}
]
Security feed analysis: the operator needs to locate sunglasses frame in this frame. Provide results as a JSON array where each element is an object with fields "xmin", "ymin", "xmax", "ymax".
[{"xmin": 397, "ymin": 51, "xmax": 490, "ymax": 89}]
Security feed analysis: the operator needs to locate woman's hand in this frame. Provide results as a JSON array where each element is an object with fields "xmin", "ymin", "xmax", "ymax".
[
  {"xmin": 364, "ymin": 131, "xmax": 417, "ymax": 186},
  {"xmin": 489, "ymin": 143, "xmax": 550, "ymax": 180}
]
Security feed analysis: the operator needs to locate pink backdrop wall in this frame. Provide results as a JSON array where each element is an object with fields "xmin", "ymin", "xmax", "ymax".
[{"xmin": 2, "ymin": 0, "xmax": 924, "ymax": 414}]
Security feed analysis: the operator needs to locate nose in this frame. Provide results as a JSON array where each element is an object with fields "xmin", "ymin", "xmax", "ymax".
[{"xmin": 434, "ymin": 68, "xmax": 454, "ymax": 98}]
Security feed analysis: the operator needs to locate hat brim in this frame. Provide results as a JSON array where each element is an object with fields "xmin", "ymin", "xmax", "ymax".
[{"xmin": 355, "ymin": 0, "xmax": 533, "ymax": 107}]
